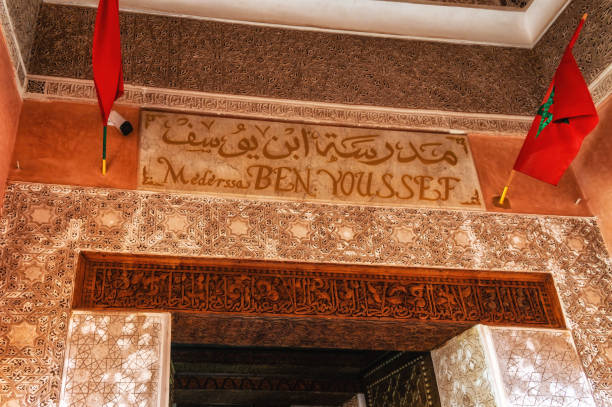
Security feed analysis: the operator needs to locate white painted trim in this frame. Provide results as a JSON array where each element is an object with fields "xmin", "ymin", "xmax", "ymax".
[
  {"xmin": 479, "ymin": 325, "xmax": 510, "ymax": 407},
  {"xmin": 43, "ymin": 0, "xmax": 570, "ymax": 48},
  {"xmin": 524, "ymin": 0, "xmax": 572, "ymax": 45},
  {"xmin": 157, "ymin": 312, "xmax": 172, "ymax": 407}
]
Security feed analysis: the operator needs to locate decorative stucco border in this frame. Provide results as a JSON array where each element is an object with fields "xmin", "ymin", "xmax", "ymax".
[
  {"xmin": 589, "ymin": 63, "xmax": 612, "ymax": 107},
  {"xmin": 24, "ymin": 75, "xmax": 534, "ymax": 135},
  {"xmin": 23, "ymin": 72, "xmax": 612, "ymax": 135},
  {"xmin": 0, "ymin": 0, "xmax": 26, "ymax": 92}
]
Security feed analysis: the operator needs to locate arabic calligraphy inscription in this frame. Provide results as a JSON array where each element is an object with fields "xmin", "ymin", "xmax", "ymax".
[{"xmin": 138, "ymin": 111, "xmax": 485, "ymax": 210}]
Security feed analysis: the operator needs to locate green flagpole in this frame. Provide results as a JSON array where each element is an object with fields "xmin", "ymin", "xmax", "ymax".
[{"xmin": 102, "ymin": 125, "xmax": 107, "ymax": 175}]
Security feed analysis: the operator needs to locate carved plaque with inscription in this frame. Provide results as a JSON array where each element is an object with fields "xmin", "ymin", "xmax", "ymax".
[
  {"xmin": 138, "ymin": 111, "xmax": 485, "ymax": 210},
  {"xmin": 73, "ymin": 253, "xmax": 565, "ymax": 330}
]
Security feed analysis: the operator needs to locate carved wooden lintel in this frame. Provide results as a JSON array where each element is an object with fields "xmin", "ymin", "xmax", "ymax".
[{"xmin": 74, "ymin": 253, "xmax": 565, "ymax": 331}]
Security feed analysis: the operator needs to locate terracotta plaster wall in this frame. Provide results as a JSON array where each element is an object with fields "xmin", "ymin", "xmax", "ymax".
[
  {"xmin": 468, "ymin": 134, "xmax": 591, "ymax": 216},
  {"xmin": 0, "ymin": 26, "xmax": 22, "ymax": 213},
  {"xmin": 9, "ymin": 99, "xmax": 138, "ymax": 190},
  {"xmin": 573, "ymin": 95, "xmax": 612, "ymax": 251}
]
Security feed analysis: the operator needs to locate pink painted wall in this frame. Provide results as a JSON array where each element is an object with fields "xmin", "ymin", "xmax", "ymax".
[
  {"xmin": 573, "ymin": 95, "xmax": 612, "ymax": 251},
  {"xmin": 469, "ymin": 134, "xmax": 591, "ymax": 216},
  {"xmin": 0, "ymin": 27, "xmax": 22, "ymax": 212},
  {"xmin": 9, "ymin": 100, "xmax": 139, "ymax": 190}
]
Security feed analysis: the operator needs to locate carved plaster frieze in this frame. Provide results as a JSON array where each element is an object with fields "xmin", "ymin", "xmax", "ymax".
[
  {"xmin": 24, "ymin": 75, "xmax": 533, "ymax": 135},
  {"xmin": 589, "ymin": 63, "xmax": 612, "ymax": 107}
]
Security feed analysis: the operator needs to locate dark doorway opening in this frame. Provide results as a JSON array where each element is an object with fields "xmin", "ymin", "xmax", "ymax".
[{"xmin": 170, "ymin": 344, "xmax": 435, "ymax": 407}]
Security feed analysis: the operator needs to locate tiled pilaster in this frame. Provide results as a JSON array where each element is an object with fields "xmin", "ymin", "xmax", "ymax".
[
  {"xmin": 486, "ymin": 327, "xmax": 597, "ymax": 407},
  {"xmin": 432, "ymin": 326, "xmax": 598, "ymax": 407},
  {"xmin": 59, "ymin": 311, "xmax": 171, "ymax": 407}
]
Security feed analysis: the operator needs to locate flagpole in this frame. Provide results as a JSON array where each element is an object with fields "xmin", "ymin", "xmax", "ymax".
[
  {"xmin": 102, "ymin": 125, "xmax": 107, "ymax": 175},
  {"xmin": 498, "ymin": 170, "xmax": 515, "ymax": 205},
  {"xmin": 567, "ymin": 14, "xmax": 588, "ymax": 50}
]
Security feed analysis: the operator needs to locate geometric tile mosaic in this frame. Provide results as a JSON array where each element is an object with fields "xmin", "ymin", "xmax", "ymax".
[
  {"xmin": 0, "ymin": 182, "xmax": 609, "ymax": 406},
  {"xmin": 488, "ymin": 328, "xmax": 597, "ymax": 407},
  {"xmin": 59, "ymin": 311, "xmax": 170, "ymax": 407}
]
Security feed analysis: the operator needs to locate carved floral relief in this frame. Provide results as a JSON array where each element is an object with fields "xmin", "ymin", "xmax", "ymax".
[{"xmin": 431, "ymin": 326, "xmax": 499, "ymax": 407}]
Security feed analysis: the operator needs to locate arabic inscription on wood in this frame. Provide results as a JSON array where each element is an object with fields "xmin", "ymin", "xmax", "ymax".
[{"xmin": 73, "ymin": 254, "xmax": 565, "ymax": 330}]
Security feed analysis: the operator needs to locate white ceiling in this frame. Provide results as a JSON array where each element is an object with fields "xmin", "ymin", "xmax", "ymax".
[{"xmin": 45, "ymin": 0, "xmax": 570, "ymax": 48}]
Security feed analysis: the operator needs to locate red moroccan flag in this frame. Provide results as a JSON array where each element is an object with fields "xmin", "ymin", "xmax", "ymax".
[
  {"xmin": 92, "ymin": 0, "xmax": 123, "ymax": 125},
  {"xmin": 513, "ymin": 16, "xmax": 598, "ymax": 185}
]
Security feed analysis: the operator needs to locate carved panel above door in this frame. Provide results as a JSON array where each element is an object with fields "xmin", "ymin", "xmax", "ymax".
[{"xmin": 73, "ymin": 253, "xmax": 565, "ymax": 338}]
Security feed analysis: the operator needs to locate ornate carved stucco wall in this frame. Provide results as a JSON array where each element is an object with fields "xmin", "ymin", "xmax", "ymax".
[
  {"xmin": 59, "ymin": 311, "xmax": 170, "ymax": 407},
  {"xmin": 432, "ymin": 325, "xmax": 598, "ymax": 407},
  {"xmin": 28, "ymin": 4, "xmax": 540, "ymax": 116},
  {"xmin": 533, "ymin": 0, "xmax": 612, "ymax": 97},
  {"xmin": 25, "ymin": 0, "xmax": 612, "ymax": 116},
  {"xmin": 4, "ymin": 0, "xmax": 39, "ymax": 68},
  {"xmin": 0, "ymin": 0, "xmax": 39, "ymax": 89},
  {"xmin": 431, "ymin": 326, "xmax": 501, "ymax": 407},
  {"xmin": 0, "ymin": 182, "xmax": 609, "ymax": 406}
]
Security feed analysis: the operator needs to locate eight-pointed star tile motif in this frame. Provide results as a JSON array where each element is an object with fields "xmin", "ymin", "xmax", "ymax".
[
  {"xmin": 9, "ymin": 321, "xmax": 37, "ymax": 349},
  {"xmin": 228, "ymin": 218, "xmax": 249, "ymax": 236}
]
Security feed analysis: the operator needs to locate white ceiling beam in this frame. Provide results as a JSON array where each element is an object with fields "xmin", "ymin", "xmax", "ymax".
[{"xmin": 44, "ymin": 0, "xmax": 570, "ymax": 48}]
